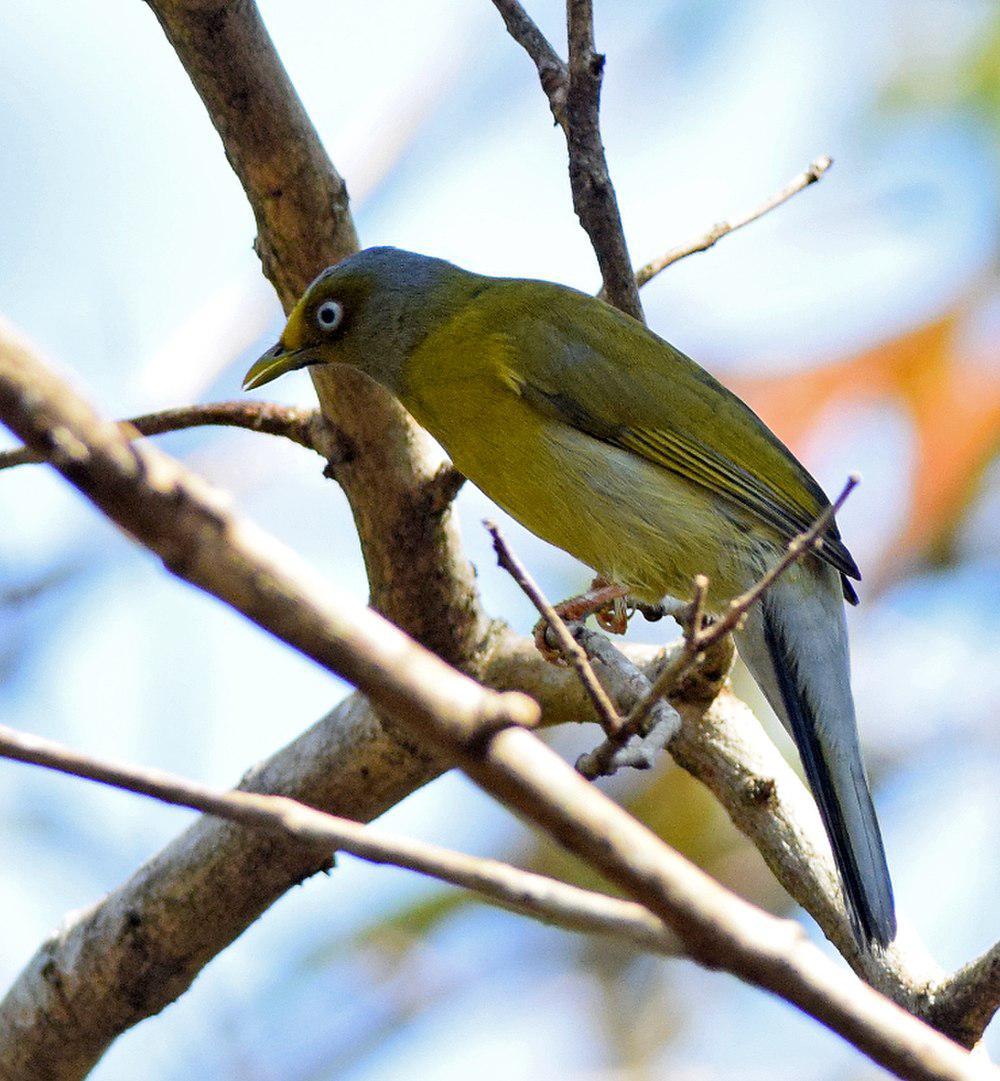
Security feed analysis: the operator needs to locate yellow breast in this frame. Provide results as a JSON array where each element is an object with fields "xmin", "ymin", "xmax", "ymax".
[{"xmin": 401, "ymin": 316, "xmax": 756, "ymax": 606}]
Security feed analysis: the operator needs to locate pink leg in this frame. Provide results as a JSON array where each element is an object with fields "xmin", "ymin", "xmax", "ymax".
[{"xmin": 533, "ymin": 577, "xmax": 630, "ymax": 663}]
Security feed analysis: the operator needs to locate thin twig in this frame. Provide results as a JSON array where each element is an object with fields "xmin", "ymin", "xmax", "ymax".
[
  {"xmin": 0, "ymin": 400, "xmax": 463, "ymax": 514},
  {"xmin": 0, "ymin": 723, "xmax": 680, "ymax": 957},
  {"xmin": 495, "ymin": 5, "xmax": 830, "ymax": 305},
  {"xmin": 0, "ymin": 401, "xmax": 330, "ymax": 471},
  {"xmin": 687, "ymin": 573, "xmax": 708, "ymax": 641},
  {"xmin": 492, "ymin": 0, "xmax": 642, "ymax": 319},
  {"xmin": 564, "ymin": 0, "xmax": 644, "ymax": 319},
  {"xmin": 635, "ymin": 156, "xmax": 834, "ymax": 287},
  {"xmin": 623, "ymin": 475, "xmax": 859, "ymax": 747},
  {"xmin": 423, "ymin": 462, "xmax": 467, "ymax": 514},
  {"xmin": 713, "ymin": 473, "xmax": 859, "ymax": 639},
  {"xmin": 486, "ymin": 521, "xmax": 623, "ymax": 737}
]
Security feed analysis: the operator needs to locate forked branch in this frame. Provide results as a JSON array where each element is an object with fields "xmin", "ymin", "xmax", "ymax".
[{"xmin": 492, "ymin": 0, "xmax": 643, "ymax": 319}]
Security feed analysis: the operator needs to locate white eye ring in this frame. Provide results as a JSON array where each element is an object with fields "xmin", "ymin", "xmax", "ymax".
[{"xmin": 315, "ymin": 299, "xmax": 344, "ymax": 333}]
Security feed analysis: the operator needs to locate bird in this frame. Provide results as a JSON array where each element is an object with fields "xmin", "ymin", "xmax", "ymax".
[{"xmin": 244, "ymin": 245, "xmax": 896, "ymax": 948}]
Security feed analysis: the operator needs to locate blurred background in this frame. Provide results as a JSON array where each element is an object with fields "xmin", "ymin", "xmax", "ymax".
[{"xmin": 1, "ymin": 0, "xmax": 998, "ymax": 1076}]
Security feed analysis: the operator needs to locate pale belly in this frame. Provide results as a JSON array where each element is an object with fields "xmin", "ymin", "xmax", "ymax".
[{"xmin": 415, "ymin": 392, "xmax": 766, "ymax": 608}]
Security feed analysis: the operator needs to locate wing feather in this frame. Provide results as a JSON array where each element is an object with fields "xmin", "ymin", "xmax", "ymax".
[
  {"xmin": 485, "ymin": 281, "xmax": 861, "ymax": 594},
  {"xmin": 619, "ymin": 426, "xmax": 860, "ymax": 582}
]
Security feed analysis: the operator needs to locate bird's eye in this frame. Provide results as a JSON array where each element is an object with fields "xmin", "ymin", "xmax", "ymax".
[{"xmin": 315, "ymin": 299, "xmax": 344, "ymax": 333}]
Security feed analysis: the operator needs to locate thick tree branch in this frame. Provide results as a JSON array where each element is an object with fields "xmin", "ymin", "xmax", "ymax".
[
  {"xmin": 562, "ymin": 629, "xmax": 1000, "ymax": 1050},
  {"xmin": 0, "ymin": 723, "xmax": 681, "ymax": 959},
  {"xmin": 0, "ymin": 401, "xmax": 334, "ymax": 471},
  {"xmin": 926, "ymin": 943, "xmax": 1000, "ymax": 1052},
  {"xmin": 0, "ymin": 328, "xmax": 995, "ymax": 1081},
  {"xmin": 387, "ymin": 686, "xmax": 995, "ymax": 1080},
  {"xmin": 143, "ymin": 0, "xmax": 486, "ymax": 665}
]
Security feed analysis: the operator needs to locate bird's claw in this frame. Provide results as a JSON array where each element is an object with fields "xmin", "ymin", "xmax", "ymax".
[
  {"xmin": 533, "ymin": 617, "xmax": 570, "ymax": 665},
  {"xmin": 531, "ymin": 579, "xmax": 631, "ymax": 665},
  {"xmin": 595, "ymin": 596, "xmax": 629, "ymax": 634}
]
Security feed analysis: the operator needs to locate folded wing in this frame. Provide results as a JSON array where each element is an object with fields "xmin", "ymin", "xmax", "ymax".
[{"xmin": 491, "ymin": 283, "xmax": 860, "ymax": 599}]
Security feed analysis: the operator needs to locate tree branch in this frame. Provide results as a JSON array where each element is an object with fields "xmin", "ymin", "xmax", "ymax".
[
  {"xmin": 0, "ymin": 312, "xmax": 503, "ymax": 1081},
  {"xmin": 492, "ymin": 0, "xmax": 643, "ymax": 319},
  {"xmin": 564, "ymin": 0, "xmax": 644, "ymax": 319},
  {"xmin": 0, "ymin": 398, "xmax": 462, "ymax": 517},
  {"xmin": 0, "ymin": 326, "xmax": 995, "ymax": 1081},
  {"xmin": 490, "ymin": 0, "xmax": 568, "ymax": 127},
  {"xmin": 144, "ymin": 0, "xmax": 487, "ymax": 665},
  {"xmin": 0, "ymin": 401, "xmax": 335, "ymax": 472},
  {"xmin": 385, "ymin": 683, "xmax": 996, "ymax": 1081},
  {"xmin": 0, "ymin": 723, "xmax": 681, "ymax": 959},
  {"xmin": 926, "ymin": 943, "xmax": 1000, "ymax": 1052},
  {"xmin": 0, "ymin": 692, "xmax": 448, "ymax": 1081},
  {"xmin": 635, "ymin": 155, "xmax": 834, "ymax": 286}
]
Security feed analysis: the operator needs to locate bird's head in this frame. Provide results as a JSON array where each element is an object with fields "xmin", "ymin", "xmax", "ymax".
[{"xmin": 243, "ymin": 246, "xmax": 477, "ymax": 397}]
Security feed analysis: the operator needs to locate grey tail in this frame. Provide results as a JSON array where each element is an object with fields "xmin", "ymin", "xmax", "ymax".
[{"xmin": 759, "ymin": 595, "xmax": 896, "ymax": 948}]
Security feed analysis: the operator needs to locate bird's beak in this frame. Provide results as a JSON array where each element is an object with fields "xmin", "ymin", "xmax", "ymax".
[{"xmin": 242, "ymin": 343, "xmax": 314, "ymax": 391}]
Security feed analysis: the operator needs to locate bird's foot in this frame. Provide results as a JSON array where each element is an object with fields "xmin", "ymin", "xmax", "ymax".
[{"xmin": 532, "ymin": 578, "xmax": 629, "ymax": 664}]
